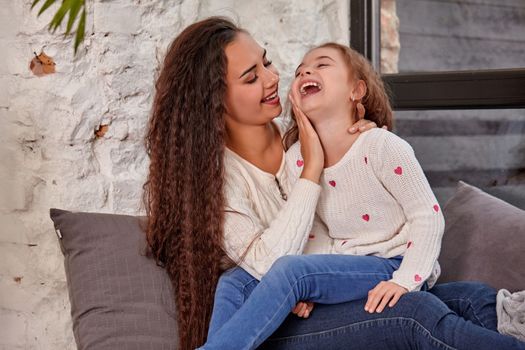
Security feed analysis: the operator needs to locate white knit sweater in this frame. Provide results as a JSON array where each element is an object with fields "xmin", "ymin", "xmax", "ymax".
[
  {"xmin": 285, "ymin": 128, "xmax": 445, "ymax": 291},
  {"xmin": 222, "ymin": 145, "xmax": 330, "ymax": 280}
]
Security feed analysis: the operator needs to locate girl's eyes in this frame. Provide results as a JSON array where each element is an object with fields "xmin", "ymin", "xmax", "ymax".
[
  {"xmin": 294, "ymin": 63, "xmax": 330, "ymax": 77},
  {"xmin": 246, "ymin": 60, "xmax": 273, "ymax": 84}
]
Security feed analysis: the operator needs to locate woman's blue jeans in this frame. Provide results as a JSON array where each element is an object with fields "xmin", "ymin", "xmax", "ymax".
[{"xmin": 202, "ymin": 254, "xmax": 525, "ymax": 350}]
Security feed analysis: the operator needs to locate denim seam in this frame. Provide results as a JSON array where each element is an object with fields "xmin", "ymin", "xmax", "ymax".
[
  {"xmin": 266, "ymin": 317, "xmax": 457, "ymax": 350},
  {"xmin": 248, "ymin": 271, "xmax": 394, "ymax": 349},
  {"xmin": 439, "ymin": 297, "xmax": 485, "ymax": 328},
  {"xmin": 240, "ymin": 279, "xmax": 259, "ymax": 304}
]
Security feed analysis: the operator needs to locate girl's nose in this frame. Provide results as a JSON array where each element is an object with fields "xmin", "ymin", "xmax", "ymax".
[{"xmin": 300, "ymin": 68, "xmax": 312, "ymax": 76}]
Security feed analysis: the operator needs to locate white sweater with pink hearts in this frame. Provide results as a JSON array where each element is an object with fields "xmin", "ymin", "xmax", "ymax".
[{"xmin": 285, "ymin": 128, "xmax": 445, "ymax": 291}]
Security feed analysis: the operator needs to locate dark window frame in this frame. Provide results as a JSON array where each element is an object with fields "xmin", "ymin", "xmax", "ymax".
[{"xmin": 349, "ymin": 0, "xmax": 525, "ymax": 111}]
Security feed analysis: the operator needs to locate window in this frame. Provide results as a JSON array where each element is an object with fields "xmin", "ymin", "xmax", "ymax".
[{"xmin": 350, "ymin": 0, "xmax": 525, "ymax": 208}]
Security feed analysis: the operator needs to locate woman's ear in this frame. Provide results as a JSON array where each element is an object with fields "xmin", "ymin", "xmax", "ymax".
[{"xmin": 351, "ymin": 80, "xmax": 367, "ymax": 101}]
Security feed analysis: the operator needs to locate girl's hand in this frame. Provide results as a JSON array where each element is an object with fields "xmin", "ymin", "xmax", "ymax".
[
  {"xmin": 289, "ymin": 91, "xmax": 324, "ymax": 184},
  {"xmin": 292, "ymin": 301, "xmax": 315, "ymax": 318},
  {"xmin": 365, "ymin": 281, "xmax": 408, "ymax": 313},
  {"xmin": 347, "ymin": 100, "xmax": 387, "ymax": 134}
]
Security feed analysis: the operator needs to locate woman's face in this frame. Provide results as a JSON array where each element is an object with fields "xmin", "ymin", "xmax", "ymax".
[
  {"xmin": 223, "ymin": 32, "xmax": 281, "ymax": 127},
  {"xmin": 292, "ymin": 47, "xmax": 354, "ymax": 120}
]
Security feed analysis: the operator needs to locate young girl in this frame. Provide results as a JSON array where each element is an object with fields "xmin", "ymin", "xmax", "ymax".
[
  {"xmin": 199, "ymin": 42, "xmax": 525, "ymax": 350},
  {"xmin": 286, "ymin": 42, "xmax": 444, "ymax": 297}
]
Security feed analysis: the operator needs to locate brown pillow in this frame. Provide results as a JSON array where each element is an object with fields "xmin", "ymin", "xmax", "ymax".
[
  {"xmin": 49, "ymin": 209, "xmax": 178, "ymax": 349},
  {"xmin": 438, "ymin": 181, "xmax": 525, "ymax": 292}
]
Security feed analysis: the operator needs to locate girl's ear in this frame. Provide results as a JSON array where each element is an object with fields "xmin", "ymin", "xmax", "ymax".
[{"xmin": 351, "ymin": 79, "xmax": 367, "ymax": 101}]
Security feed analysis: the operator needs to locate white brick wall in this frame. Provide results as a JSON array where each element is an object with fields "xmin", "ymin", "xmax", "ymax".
[
  {"xmin": 0, "ymin": 1, "xmax": 353, "ymax": 348},
  {"xmin": 0, "ymin": 1, "xmax": 401, "ymax": 347}
]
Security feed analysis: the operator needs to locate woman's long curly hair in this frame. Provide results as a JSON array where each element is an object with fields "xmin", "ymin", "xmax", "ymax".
[
  {"xmin": 143, "ymin": 17, "xmax": 242, "ymax": 349},
  {"xmin": 283, "ymin": 42, "xmax": 393, "ymax": 149}
]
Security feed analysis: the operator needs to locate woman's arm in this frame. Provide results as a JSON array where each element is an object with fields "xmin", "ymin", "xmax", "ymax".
[
  {"xmin": 347, "ymin": 98, "xmax": 385, "ymax": 134},
  {"xmin": 223, "ymin": 170, "xmax": 321, "ymax": 280},
  {"xmin": 223, "ymin": 95, "xmax": 325, "ymax": 280}
]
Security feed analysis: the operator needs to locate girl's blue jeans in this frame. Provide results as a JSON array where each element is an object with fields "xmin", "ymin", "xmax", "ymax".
[{"xmin": 201, "ymin": 254, "xmax": 525, "ymax": 350}]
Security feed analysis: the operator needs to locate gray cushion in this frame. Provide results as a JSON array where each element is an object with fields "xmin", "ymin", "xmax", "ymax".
[
  {"xmin": 438, "ymin": 181, "xmax": 525, "ymax": 292},
  {"xmin": 49, "ymin": 209, "xmax": 178, "ymax": 350}
]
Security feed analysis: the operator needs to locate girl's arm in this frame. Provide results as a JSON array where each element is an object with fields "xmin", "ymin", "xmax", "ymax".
[{"xmin": 372, "ymin": 131, "xmax": 445, "ymax": 291}]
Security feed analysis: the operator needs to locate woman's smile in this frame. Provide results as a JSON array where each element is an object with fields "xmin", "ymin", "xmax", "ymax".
[{"xmin": 261, "ymin": 89, "xmax": 280, "ymax": 105}]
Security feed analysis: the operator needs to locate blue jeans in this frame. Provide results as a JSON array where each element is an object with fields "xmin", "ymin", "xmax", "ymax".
[
  {"xmin": 203, "ymin": 254, "xmax": 525, "ymax": 350},
  {"xmin": 203, "ymin": 254, "xmax": 403, "ymax": 349}
]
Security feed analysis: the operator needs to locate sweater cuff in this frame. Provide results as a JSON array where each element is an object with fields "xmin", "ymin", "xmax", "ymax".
[
  {"xmin": 388, "ymin": 277, "xmax": 422, "ymax": 292},
  {"xmin": 288, "ymin": 178, "xmax": 321, "ymax": 208}
]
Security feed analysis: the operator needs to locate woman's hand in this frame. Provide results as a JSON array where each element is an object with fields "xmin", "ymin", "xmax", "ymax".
[
  {"xmin": 347, "ymin": 100, "xmax": 387, "ymax": 134},
  {"xmin": 365, "ymin": 281, "xmax": 408, "ymax": 313},
  {"xmin": 292, "ymin": 301, "xmax": 315, "ymax": 318},
  {"xmin": 289, "ymin": 91, "xmax": 324, "ymax": 184}
]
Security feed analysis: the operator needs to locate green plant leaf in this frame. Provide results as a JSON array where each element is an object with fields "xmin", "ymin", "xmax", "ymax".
[
  {"xmin": 49, "ymin": 0, "xmax": 74, "ymax": 33},
  {"xmin": 74, "ymin": 9, "xmax": 86, "ymax": 55},
  {"xmin": 31, "ymin": 0, "xmax": 42, "ymax": 10},
  {"xmin": 37, "ymin": 0, "xmax": 58, "ymax": 17},
  {"xmin": 31, "ymin": 0, "xmax": 87, "ymax": 54},
  {"xmin": 66, "ymin": 0, "xmax": 83, "ymax": 35}
]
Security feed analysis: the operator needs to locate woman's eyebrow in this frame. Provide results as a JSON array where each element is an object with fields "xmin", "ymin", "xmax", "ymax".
[{"xmin": 239, "ymin": 49, "xmax": 267, "ymax": 78}]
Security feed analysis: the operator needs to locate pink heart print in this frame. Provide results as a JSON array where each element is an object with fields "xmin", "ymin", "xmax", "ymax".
[
  {"xmin": 296, "ymin": 159, "xmax": 304, "ymax": 167},
  {"xmin": 394, "ymin": 166, "xmax": 403, "ymax": 175},
  {"xmin": 362, "ymin": 214, "xmax": 370, "ymax": 222},
  {"xmin": 308, "ymin": 234, "xmax": 315, "ymax": 240},
  {"xmin": 433, "ymin": 204, "xmax": 440, "ymax": 212},
  {"xmin": 329, "ymin": 180, "xmax": 336, "ymax": 187},
  {"xmin": 407, "ymin": 241, "xmax": 412, "ymax": 248},
  {"xmin": 414, "ymin": 274, "xmax": 422, "ymax": 282}
]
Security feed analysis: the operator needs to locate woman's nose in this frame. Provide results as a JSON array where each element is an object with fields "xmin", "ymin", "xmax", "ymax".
[{"xmin": 264, "ymin": 70, "xmax": 279, "ymax": 87}]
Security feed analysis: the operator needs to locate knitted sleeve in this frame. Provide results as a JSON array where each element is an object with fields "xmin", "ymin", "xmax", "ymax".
[
  {"xmin": 222, "ymin": 170, "xmax": 321, "ymax": 280},
  {"xmin": 372, "ymin": 131, "xmax": 445, "ymax": 291}
]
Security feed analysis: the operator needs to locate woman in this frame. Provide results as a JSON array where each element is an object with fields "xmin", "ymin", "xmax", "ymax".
[{"xmin": 143, "ymin": 17, "xmax": 511, "ymax": 350}]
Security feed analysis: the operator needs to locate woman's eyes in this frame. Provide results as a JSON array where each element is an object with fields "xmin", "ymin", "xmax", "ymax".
[{"xmin": 246, "ymin": 60, "xmax": 273, "ymax": 84}]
